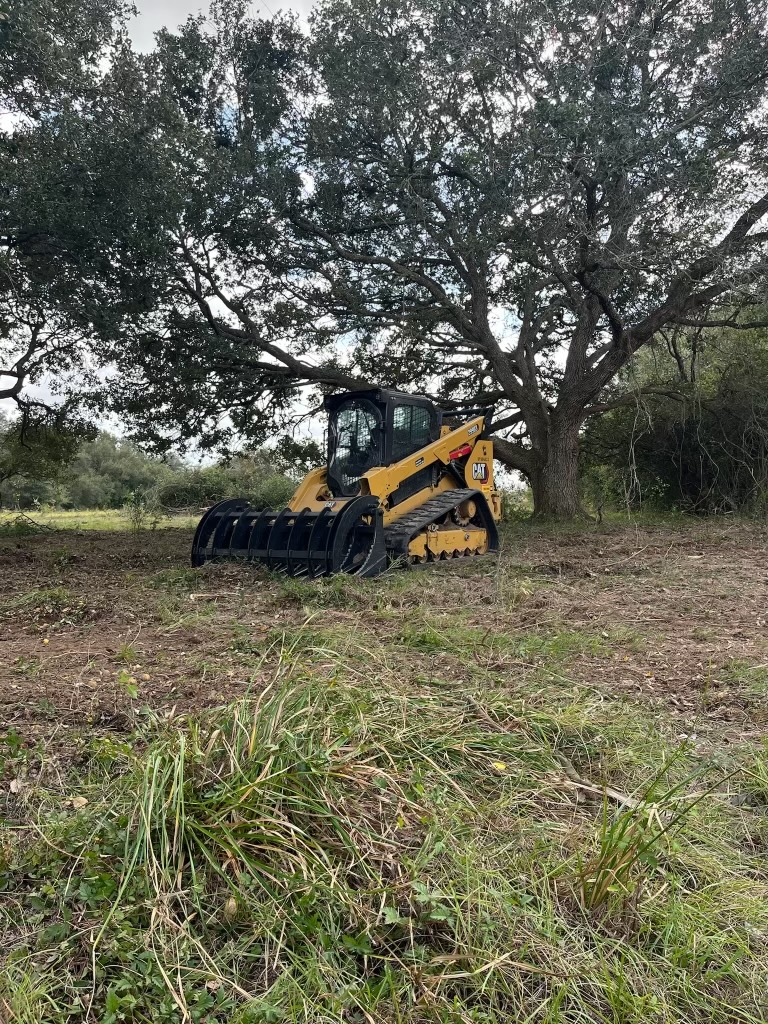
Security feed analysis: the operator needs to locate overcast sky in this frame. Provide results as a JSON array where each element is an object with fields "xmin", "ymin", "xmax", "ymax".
[{"xmin": 130, "ymin": 0, "xmax": 315, "ymax": 50}]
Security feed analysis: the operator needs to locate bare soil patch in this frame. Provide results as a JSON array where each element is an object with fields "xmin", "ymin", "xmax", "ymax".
[
  {"xmin": 1, "ymin": 519, "xmax": 766, "ymax": 755},
  {"xmin": 504, "ymin": 520, "xmax": 768, "ymax": 744},
  {"xmin": 0, "ymin": 529, "xmax": 302, "ymax": 750}
]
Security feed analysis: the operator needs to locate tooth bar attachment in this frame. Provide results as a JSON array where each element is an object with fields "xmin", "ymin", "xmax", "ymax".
[{"xmin": 190, "ymin": 495, "xmax": 387, "ymax": 578}]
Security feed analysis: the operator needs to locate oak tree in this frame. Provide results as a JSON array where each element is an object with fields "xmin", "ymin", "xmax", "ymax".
[
  {"xmin": 295, "ymin": 0, "xmax": 768, "ymax": 515},
  {"xmin": 70, "ymin": 1, "xmax": 768, "ymax": 515},
  {"xmin": 0, "ymin": 0, "xmax": 130, "ymax": 419}
]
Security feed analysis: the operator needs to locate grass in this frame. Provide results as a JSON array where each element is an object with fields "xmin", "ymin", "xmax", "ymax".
[
  {"xmin": 3, "ymin": 623, "xmax": 768, "ymax": 1023},
  {"xmin": 2, "ymin": 516, "xmax": 768, "ymax": 1022},
  {"xmin": 0, "ymin": 508, "xmax": 199, "ymax": 532},
  {"xmin": 0, "ymin": 586, "xmax": 73, "ymax": 614},
  {"xmin": 721, "ymin": 660, "xmax": 768, "ymax": 697}
]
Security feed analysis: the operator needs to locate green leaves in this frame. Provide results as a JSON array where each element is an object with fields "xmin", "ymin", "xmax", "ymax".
[
  {"xmin": 0, "ymin": 408, "xmax": 92, "ymax": 497},
  {"xmin": 5, "ymin": 0, "xmax": 768, "ymax": 507},
  {"xmin": 381, "ymin": 905, "xmax": 406, "ymax": 926}
]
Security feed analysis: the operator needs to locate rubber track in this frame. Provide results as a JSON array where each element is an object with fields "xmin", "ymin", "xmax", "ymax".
[{"xmin": 383, "ymin": 488, "xmax": 493, "ymax": 561}]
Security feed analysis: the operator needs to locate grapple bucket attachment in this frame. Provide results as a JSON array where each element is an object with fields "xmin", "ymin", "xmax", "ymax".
[{"xmin": 191, "ymin": 496, "xmax": 388, "ymax": 578}]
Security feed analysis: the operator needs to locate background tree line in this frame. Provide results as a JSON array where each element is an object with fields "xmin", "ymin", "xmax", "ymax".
[
  {"xmin": 582, "ymin": 319, "xmax": 768, "ymax": 515},
  {"xmin": 0, "ymin": 411, "xmax": 320, "ymax": 513},
  {"xmin": 3, "ymin": 0, "xmax": 768, "ymax": 518}
]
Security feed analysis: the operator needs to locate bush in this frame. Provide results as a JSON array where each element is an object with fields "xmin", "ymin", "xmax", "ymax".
[
  {"xmin": 123, "ymin": 490, "xmax": 164, "ymax": 532},
  {"xmin": 156, "ymin": 464, "xmax": 296, "ymax": 512},
  {"xmin": 582, "ymin": 324, "xmax": 768, "ymax": 515},
  {"xmin": 1, "ymin": 427, "xmax": 304, "ymax": 513},
  {"xmin": 498, "ymin": 486, "xmax": 533, "ymax": 522}
]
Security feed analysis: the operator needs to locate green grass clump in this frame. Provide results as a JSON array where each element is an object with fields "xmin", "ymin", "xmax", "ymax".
[
  {"xmin": 0, "ymin": 586, "xmax": 73, "ymax": 617},
  {"xmin": 148, "ymin": 567, "xmax": 206, "ymax": 591},
  {"xmin": 395, "ymin": 621, "xmax": 641, "ymax": 662},
  {"xmin": 277, "ymin": 574, "xmax": 374, "ymax": 609},
  {"xmin": 721, "ymin": 659, "xmax": 768, "ymax": 696},
  {"xmin": 0, "ymin": 965, "xmax": 58, "ymax": 1023},
  {"xmin": 3, "ymin": 636, "xmax": 768, "ymax": 1024},
  {"xmin": 0, "ymin": 519, "xmax": 41, "ymax": 538},
  {"xmin": 3, "ymin": 585, "xmax": 71, "ymax": 608}
]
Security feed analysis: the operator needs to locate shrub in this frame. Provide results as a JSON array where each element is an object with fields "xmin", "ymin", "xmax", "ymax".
[
  {"xmin": 156, "ymin": 464, "xmax": 295, "ymax": 512},
  {"xmin": 498, "ymin": 486, "xmax": 533, "ymax": 522},
  {"xmin": 582, "ymin": 324, "xmax": 768, "ymax": 515}
]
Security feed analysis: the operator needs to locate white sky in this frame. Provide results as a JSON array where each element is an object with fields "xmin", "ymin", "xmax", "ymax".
[{"xmin": 130, "ymin": 0, "xmax": 316, "ymax": 51}]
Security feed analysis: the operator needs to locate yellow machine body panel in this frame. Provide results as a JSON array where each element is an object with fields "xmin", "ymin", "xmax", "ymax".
[
  {"xmin": 191, "ymin": 391, "xmax": 502, "ymax": 577},
  {"xmin": 285, "ymin": 415, "xmax": 501, "ymax": 525}
]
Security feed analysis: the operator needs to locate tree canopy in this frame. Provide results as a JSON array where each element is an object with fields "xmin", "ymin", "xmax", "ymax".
[
  {"xmin": 0, "ymin": 406, "xmax": 92, "ymax": 502},
  {"xmin": 4, "ymin": 0, "xmax": 768, "ymax": 515},
  {"xmin": 0, "ymin": 0, "xmax": 132, "ymax": 423}
]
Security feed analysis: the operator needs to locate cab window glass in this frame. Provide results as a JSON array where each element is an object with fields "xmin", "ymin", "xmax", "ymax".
[
  {"xmin": 328, "ymin": 400, "xmax": 382, "ymax": 494},
  {"xmin": 392, "ymin": 405, "xmax": 432, "ymax": 461}
]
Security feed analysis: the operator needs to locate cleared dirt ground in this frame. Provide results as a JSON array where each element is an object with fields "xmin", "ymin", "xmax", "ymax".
[{"xmin": 2, "ymin": 518, "xmax": 766, "ymax": 755}]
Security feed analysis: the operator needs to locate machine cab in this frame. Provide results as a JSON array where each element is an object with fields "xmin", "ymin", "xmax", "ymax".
[{"xmin": 324, "ymin": 389, "xmax": 439, "ymax": 498}]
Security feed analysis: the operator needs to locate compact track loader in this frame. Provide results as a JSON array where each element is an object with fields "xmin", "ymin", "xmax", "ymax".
[{"xmin": 191, "ymin": 389, "xmax": 501, "ymax": 577}]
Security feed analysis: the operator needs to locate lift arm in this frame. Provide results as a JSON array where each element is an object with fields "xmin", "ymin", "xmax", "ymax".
[{"xmin": 359, "ymin": 414, "xmax": 488, "ymax": 501}]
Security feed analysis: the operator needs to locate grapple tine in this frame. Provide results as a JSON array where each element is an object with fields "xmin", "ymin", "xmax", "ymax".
[
  {"xmin": 190, "ymin": 498, "xmax": 249, "ymax": 566},
  {"xmin": 355, "ymin": 508, "xmax": 387, "ymax": 577},
  {"xmin": 286, "ymin": 508, "xmax": 312, "ymax": 577},
  {"xmin": 248, "ymin": 509, "xmax": 274, "ymax": 561},
  {"xmin": 265, "ymin": 507, "xmax": 291, "ymax": 571},
  {"xmin": 229, "ymin": 507, "xmax": 257, "ymax": 554},
  {"xmin": 191, "ymin": 496, "xmax": 388, "ymax": 579},
  {"xmin": 326, "ymin": 496, "xmax": 385, "ymax": 576},
  {"xmin": 306, "ymin": 506, "xmax": 332, "ymax": 578},
  {"xmin": 211, "ymin": 501, "xmax": 249, "ymax": 559}
]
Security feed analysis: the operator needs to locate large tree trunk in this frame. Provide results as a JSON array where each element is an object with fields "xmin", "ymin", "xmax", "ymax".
[{"xmin": 528, "ymin": 411, "xmax": 586, "ymax": 519}]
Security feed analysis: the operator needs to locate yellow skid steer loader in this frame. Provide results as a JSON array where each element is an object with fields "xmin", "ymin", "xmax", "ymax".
[{"xmin": 191, "ymin": 389, "xmax": 501, "ymax": 577}]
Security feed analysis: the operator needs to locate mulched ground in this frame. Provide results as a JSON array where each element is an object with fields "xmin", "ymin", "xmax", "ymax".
[
  {"xmin": 0, "ymin": 529, "xmax": 285, "ymax": 747},
  {"xmin": 1, "ymin": 519, "xmax": 766, "ymax": 757},
  {"xmin": 507, "ymin": 522, "xmax": 768, "ymax": 743}
]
